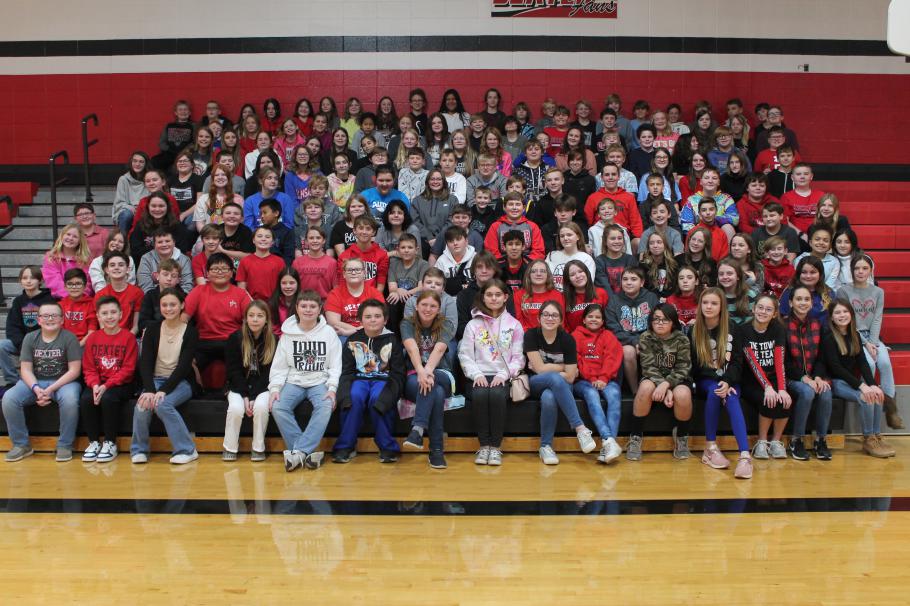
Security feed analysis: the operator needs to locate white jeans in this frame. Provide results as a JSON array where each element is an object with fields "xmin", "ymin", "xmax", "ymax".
[{"xmin": 224, "ymin": 391, "xmax": 271, "ymax": 453}]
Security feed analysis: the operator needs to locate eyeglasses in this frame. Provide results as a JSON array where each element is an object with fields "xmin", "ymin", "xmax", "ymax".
[
  {"xmin": 38, "ymin": 313, "xmax": 62, "ymax": 320},
  {"xmin": 345, "ymin": 268, "xmax": 364, "ymax": 274},
  {"xmin": 75, "ymin": 211, "xmax": 94, "ymax": 218},
  {"xmin": 540, "ymin": 312, "xmax": 561, "ymax": 320},
  {"xmin": 652, "ymin": 317, "xmax": 670, "ymax": 324},
  {"xmin": 208, "ymin": 266, "xmax": 232, "ymax": 273},
  {"xmin": 65, "ymin": 282, "xmax": 85, "ymax": 288}
]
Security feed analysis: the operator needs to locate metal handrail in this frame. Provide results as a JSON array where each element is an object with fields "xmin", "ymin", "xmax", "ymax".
[
  {"xmin": 81, "ymin": 114, "xmax": 99, "ymax": 202},
  {"xmin": 0, "ymin": 195, "xmax": 15, "ymax": 304},
  {"xmin": 48, "ymin": 150, "xmax": 69, "ymax": 235}
]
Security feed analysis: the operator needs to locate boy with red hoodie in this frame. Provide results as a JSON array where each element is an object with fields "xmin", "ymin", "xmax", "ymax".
[
  {"xmin": 484, "ymin": 192, "xmax": 545, "ymax": 261},
  {"xmin": 59, "ymin": 268, "xmax": 97, "ymax": 346},
  {"xmin": 337, "ymin": 215, "xmax": 390, "ymax": 293},
  {"xmin": 736, "ymin": 173, "xmax": 778, "ymax": 235},
  {"xmin": 572, "ymin": 303, "xmax": 623, "ymax": 464},
  {"xmin": 760, "ymin": 236, "xmax": 795, "ymax": 298},
  {"xmin": 584, "ymin": 162, "xmax": 642, "ymax": 250}
]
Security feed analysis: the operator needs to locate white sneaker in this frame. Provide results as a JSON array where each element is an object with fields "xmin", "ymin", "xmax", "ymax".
[
  {"xmin": 602, "ymin": 437, "xmax": 622, "ymax": 464},
  {"xmin": 752, "ymin": 439, "xmax": 770, "ymax": 460},
  {"xmin": 169, "ymin": 451, "xmax": 199, "ymax": 465},
  {"xmin": 577, "ymin": 428, "xmax": 597, "ymax": 453},
  {"xmin": 474, "ymin": 446, "xmax": 490, "ymax": 465},
  {"xmin": 539, "ymin": 445, "xmax": 559, "ymax": 465},
  {"xmin": 131, "ymin": 453, "xmax": 148, "ymax": 464},
  {"xmin": 82, "ymin": 441, "xmax": 101, "ymax": 462},
  {"xmin": 284, "ymin": 450, "xmax": 302, "ymax": 472},
  {"xmin": 96, "ymin": 441, "xmax": 117, "ymax": 463},
  {"xmin": 487, "ymin": 448, "xmax": 502, "ymax": 466}
]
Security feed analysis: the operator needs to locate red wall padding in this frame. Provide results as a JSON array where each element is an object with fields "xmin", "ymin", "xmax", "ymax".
[{"xmin": 2, "ymin": 69, "xmax": 909, "ymax": 166}]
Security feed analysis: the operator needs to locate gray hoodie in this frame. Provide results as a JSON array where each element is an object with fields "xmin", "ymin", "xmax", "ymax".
[
  {"xmin": 411, "ymin": 193, "xmax": 457, "ymax": 241},
  {"xmin": 113, "ymin": 173, "xmax": 148, "ymax": 222}
]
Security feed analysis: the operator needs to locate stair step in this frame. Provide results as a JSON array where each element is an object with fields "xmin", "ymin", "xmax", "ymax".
[
  {"xmin": 889, "ymin": 350, "xmax": 910, "ymax": 383},
  {"xmin": 882, "ymin": 313, "xmax": 910, "ymax": 345},
  {"xmin": 841, "ymin": 203, "xmax": 910, "ymax": 225},
  {"xmin": 854, "ymin": 226, "xmax": 910, "ymax": 250},
  {"xmin": 0, "ymin": 182, "xmax": 39, "ymax": 205},
  {"xmin": 880, "ymin": 281, "xmax": 910, "ymax": 308},
  {"xmin": 815, "ymin": 181, "xmax": 910, "ymax": 202},
  {"xmin": 865, "ymin": 252, "xmax": 910, "ymax": 278}
]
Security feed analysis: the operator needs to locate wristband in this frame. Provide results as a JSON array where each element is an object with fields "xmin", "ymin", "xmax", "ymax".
[{"xmin": 30, "ymin": 384, "xmax": 39, "ymax": 392}]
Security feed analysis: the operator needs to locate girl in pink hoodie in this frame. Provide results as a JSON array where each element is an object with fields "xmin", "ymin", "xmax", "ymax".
[{"xmin": 42, "ymin": 223, "xmax": 94, "ymax": 298}]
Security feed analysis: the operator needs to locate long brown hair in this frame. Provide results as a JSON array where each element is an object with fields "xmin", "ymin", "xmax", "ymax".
[
  {"xmin": 407, "ymin": 290, "xmax": 446, "ymax": 342},
  {"xmin": 521, "ymin": 260, "xmax": 555, "ymax": 303},
  {"xmin": 692, "ymin": 287, "xmax": 730, "ymax": 369},
  {"xmin": 241, "ymin": 300, "xmax": 276, "ymax": 369},
  {"xmin": 828, "ymin": 298, "xmax": 862, "ymax": 356}
]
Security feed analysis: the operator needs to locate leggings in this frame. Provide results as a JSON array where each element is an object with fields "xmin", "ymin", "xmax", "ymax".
[
  {"xmin": 697, "ymin": 379, "xmax": 749, "ymax": 452},
  {"xmin": 468, "ymin": 378, "xmax": 509, "ymax": 448},
  {"xmin": 79, "ymin": 384, "xmax": 133, "ymax": 443},
  {"xmin": 740, "ymin": 383, "xmax": 792, "ymax": 420}
]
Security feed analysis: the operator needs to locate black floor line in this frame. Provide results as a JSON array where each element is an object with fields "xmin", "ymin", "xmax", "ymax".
[{"xmin": 0, "ymin": 496, "xmax": 906, "ymax": 516}]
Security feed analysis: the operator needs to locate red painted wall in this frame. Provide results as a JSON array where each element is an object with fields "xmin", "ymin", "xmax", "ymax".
[{"xmin": 3, "ymin": 69, "xmax": 909, "ymax": 166}]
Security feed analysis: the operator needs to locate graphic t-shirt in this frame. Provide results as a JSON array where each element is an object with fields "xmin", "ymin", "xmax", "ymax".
[
  {"xmin": 523, "ymin": 327, "xmax": 577, "ymax": 374},
  {"xmin": 21, "ymin": 330, "xmax": 81, "ymax": 380}
]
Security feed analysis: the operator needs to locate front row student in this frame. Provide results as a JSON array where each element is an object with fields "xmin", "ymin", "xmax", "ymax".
[
  {"xmin": 269, "ymin": 290, "xmax": 342, "ymax": 472},
  {"xmin": 2, "ymin": 302, "xmax": 82, "ymax": 462},
  {"xmin": 223, "ymin": 300, "xmax": 276, "ymax": 462},
  {"xmin": 131, "ymin": 288, "xmax": 199, "ymax": 465},
  {"xmin": 333, "ymin": 299, "xmax": 405, "ymax": 464},
  {"xmin": 80, "ymin": 296, "xmax": 139, "ymax": 463},
  {"xmin": 629, "ymin": 303, "xmax": 693, "ymax": 461}
]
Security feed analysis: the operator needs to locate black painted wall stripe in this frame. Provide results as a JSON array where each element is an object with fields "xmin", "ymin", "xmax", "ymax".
[
  {"xmin": 0, "ymin": 36, "xmax": 896, "ymax": 58},
  {"xmin": 0, "ymin": 496, "xmax": 905, "ymax": 516}
]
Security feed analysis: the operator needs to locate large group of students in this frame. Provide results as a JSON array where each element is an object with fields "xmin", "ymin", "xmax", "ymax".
[{"xmin": 0, "ymin": 90, "xmax": 902, "ymax": 479}]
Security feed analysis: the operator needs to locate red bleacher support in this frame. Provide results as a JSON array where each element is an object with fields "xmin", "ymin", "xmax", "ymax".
[{"xmin": 0, "ymin": 182, "xmax": 38, "ymax": 206}]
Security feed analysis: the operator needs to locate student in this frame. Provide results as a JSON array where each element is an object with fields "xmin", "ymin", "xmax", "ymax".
[
  {"xmin": 736, "ymin": 173, "xmax": 778, "ymax": 235},
  {"xmin": 625, "ymin": 124, "xmax": 658, "ymax": 180},
  {"xmin": 766, "ymin": 145, "xmax": 797, "ymax": 199},
  {"xmin": 468, "ymin": 186, "xmax": 502, "ymax": 240},
  {"xmin": 80, "ymin": 296, "xmax": 139, "ymax": 463},
  {"xmin": 638, "ymin": 199, "xmax": 683, "ymax": 257},
  {"xmin": 43, "ymin": 224, "xmax": 93, "ymax": 299},
  {"xmin": 524, "ymin": 300, "xmax": 596, "ymax": 465},
  {"xmin": 72, "ymin": 203, "xmax": 109, "ymax": 259},
  {"xmin": 242, "ymin": 150, "xmax": 284, "ymax": 199},
  {"xmin": 95, "ymin": 252, "xmax": 143, "ymax": 336},
  {"xmin": 337, "ymin": 215, "xmax": 389, "ymax": 293},
  {"xmin": 274, "ymin": 118, "xmax": 307, "ymax": 166},
  {"xmin": 411, "ymin": 169, "xmax": 456, "ymax": 246},
  {"xmin": 244, "ymin": 130, "xmax": 280, "ymax": 180},
  {"xmin": 675, "ymin": 226, "xmax": 718, "ymax": 287},
  {"xmin": 499, "ymin": 230, "xmax": 530, "ymax": 293},
  {"xmin": 540, "ymin": 193, "xmax": 588, "ymax": 254},
  {"xmin": 266, "ymin": 268, "xmax": 300, "ymax": 336},
  {"xmin": 639, "ymin": 232, "xmax": 678, "ymax": 301},
  {"xmin": 130, "ymin": 192, "xmax": 192, "ymax": 266},
  {"xmin": 241, "ymin": 167, "xmax": 295, "ymax": 231},
  {"xmin": 780, "ymin": 163, "xmax": 824, "ymax": 243},
  {"xmin": 59, "ymin": 268, "xmax": 97, "ymax": 345},
  {"xmin": 269, "ymin": 290, "xmax": 342, "ymax": 472},
  {"xmin": 685, "ymin": 199, "xmax": 730, "ymax": 262},
  {"xmin": 760, "ymin": 236, "xmax": 795, "ymax": 299},
  {"xmin": 283, "ymin": 145, "xmax": 318, "ymax": 206},
  {"xmin": 718, "ymin": 258, "xmax": 756, "ymax": 325},
  {"xmin": 484, "ymin": 192, "xmax": 545, "ymax": 261},
  {"xmin": 466, "ymin": 154, "xmax": 508, "ymax": 206},
  {"xmin": 136, "ymin": 230, "xmax": 194, "ymax": 293},
  {"xmin": 794, "ymin": 224, "xmax": 840, "ymax": 289},
  {"xmin": 0, "ymin": 267, "xmax": 56, "ymax": 392},
  {"xmin": 562, "ymin": 261, "xmax": 609, "ymax": 334},
  {"xmin": 257, "ymin": 199, "xmax": 296, "ymax": 264},
  {"xmin": 779, "ymin": 256, "xmax": 835, "ymax": 322},
  {"xmin": 433, "ymin": 225, "xmax": 476, "ymax": 296},
  {"xmin": 513, "ymin": 260, "xmax": 563, "ymax": 332},
  {"xmin": 545, "ymin": 223, "xmax": 595, "ymax": 293},
  {"xmin": 679, "ymin": 168, "xmax": 738, "ymax": 241},
  {"xmin": 182, "ymin": 253, "xmax": 251, "ymax": 373},
  {"xmin": 571, "ymin": 304, "xmax": 623, "ymax": 463},
  {"xmin": 325, "ymin": 258, "xmax": 386, "ymax": 341},
  {"xmin": 439, "ymin": 89, "xmax": 471, "ymax": 133},
  {"xmin": 754, "ymin": 128, "xmax": 802, "ymax": 174},
  {"xmin": 152, "ymin": 100, "xmax": 194, "ymax": 170},
  {"xmin": 222, "ymin": 300, "xmax": 276, "ymax": 462},
  {"xmin": 512, "ymin": 140, "xmax": 548, "ymax": 204},
  {"xmin": 450, "ymin": 129, "xmax": 478, "ymax": 178},
  {"xmin": 327, "ymin": 152, "xmax": 358, "ymax": 211},
  {"xmin": 628, "ymin": 303, "xmax": 693, "ymax": 461},
  {"xmin": 690, "ymin": 287, "xmax": 752, "ymax": 479},
  {"xmin": 738, "ymin": 294, "xmax": 792, "ymax": 460},
  {"xmin": 137, "ymin": 258, "xmax": 182, "ymax": 336},
  {"xmin": 719, "ymin": 149, "xmax": 750, "ymax": 202},
  {"xmin": 596, "ymin": 144, "xmax": 639, "ymax": 194},
  {"xmin": 400, "ymin": 290, "xmax": 456, "ymax": 469},
  {"xmin": 824, "ymin": 299, "xmax": 894, "ymax": 458},
  {"xmin": 396, "ymin": 148, "xmax": 430, "ymax": 203},
  {"xmin": 330, "ymin": 195, "xmax": 368, "ymax": 256},
  {"xmin": 386, "ymin": 233, "xmax": 430, "ymax": 323},
  {"xmin": 593, "ymin": 224, "xmax": 638, "ymax": 294},
  {"xmin": 2, "ymin": 302, "xmax": 82, "ymax": 463},
  {"xmin": 438, "ymin": 150, "xmax": 468, "ymax": 204},
  {"xmin": 832, "ymin": 228, "xmax": 864, "ymax": 291},
  {"xmin": 192, "ymin": 224, "xmax": 222, "ymax": 285},
  {"xmin": 236, "ymin": 227, "xmax": 287, "ymax": 301},
  {"xmin": 361, "ymin": 165, "xmax": 409, "ymax": 219},
  {"xmin": 752, "ymin": 202, "xmax": 801, "ymax": 260},
  {"xmin": 554, "ymin": 126, "xmax": 596, "ymax": 176},
  {"xmin": 666, "ymin": 266, "xmax": 699, "ymax": 331},
  {"xmin": 543, "ymin": 106, "xmax": 571, "ymax": 157},
  {"xmin": 219, "ymin": 202, "xmax": 255, "ymax": 265},
  {"xmin": 563, "ymin": 151, "xmax": 598, "ymax": 207},
  {"xmin": 606, "ymin": 266, "xmax": 659, "ymax": 393},
  {"xmin": 677, "ymin": 149, "xmax": 708, "ymax": 202},
  {"xmin": 114, "ymin": 151, "xmax": 151, "ymax": 232},
  {"xmin": 638, "ymin": 172, "xmax": 681, "ymax": 230},
  {"xmin": 838, "ymin": 254, "xmax": 903, "ymax": 429},
  {"xmin": 814, "ymin": 193, "xmax": 851, "ymax": 235},
  {"xmin": 453, "ymin": 253, "xmax": 504, "ymax": 338},
  {"xmin": 584, "ymin": 163, "xmax": 642, "ymax": 249},
  {"xmin": 333, "ymin": 299, "xmax": 406, "ymax": 464},
  {"xmin": 292, "ymin": 225, "xmax": 337, "ymax": 300},
  {"xmin": 501, "ymin": 116, "xmax": 528, "ymax": 162},
  {"xmin": 89, "ymin": 228, "xmax": 137, "ymax": 292},
  {"xmin": 784, "ymin": 285, "xmax": 833, "ymax": 460},
  {"xmin": 457, "ymin": 279, "xmax": 523, "ymax": 466}
]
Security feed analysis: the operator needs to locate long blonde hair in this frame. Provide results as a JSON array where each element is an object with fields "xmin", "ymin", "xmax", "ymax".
[
  {"xmin": 48, "ymin": 223, "xmax": 91, "ymax": 264},
  {"xmin": 394, "ymin": 128, "xmax": 421, "ymax": 169},
  {"xmin": 242, "ymin": 300, "xmax": 276, "ymax": 370},
  {"xmin": 692, "ymin": 287, "xmax": 730, "ymax": 369}
]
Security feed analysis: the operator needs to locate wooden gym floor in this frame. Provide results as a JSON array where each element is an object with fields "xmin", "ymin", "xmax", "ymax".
[{"xmin": 1, "ymin": 437, "xmax": 909, "ymax": 605}]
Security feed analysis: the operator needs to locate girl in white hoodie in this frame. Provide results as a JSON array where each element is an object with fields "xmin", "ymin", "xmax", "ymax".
[
  {"xmin": 268, "ymin": 290, "xmax": 342, "ymax": 472},
  {"xmin": 458, "ymin": 279, "xmax": 525, "ymax": 466}
]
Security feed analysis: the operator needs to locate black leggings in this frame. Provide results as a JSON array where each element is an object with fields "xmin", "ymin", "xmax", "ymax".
[
  {"xmin": 741, "ymin": 384, "xmax": 792, "ymax": 420},
  {"xmin": 194, "ymin": 339, "xmax": 228, "ymax": 372},
  {"xmin": 79, "ymin": 384, "xmax": 133, "ymax": 442},
  {"xmin": 469, "ymin": 378, "xmax": 509, "ymax": 448}
]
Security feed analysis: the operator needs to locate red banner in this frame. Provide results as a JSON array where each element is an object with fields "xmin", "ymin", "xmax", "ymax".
[{"xmin": 492, "ymin": 0, "xmax": 618, "ymax": 18}]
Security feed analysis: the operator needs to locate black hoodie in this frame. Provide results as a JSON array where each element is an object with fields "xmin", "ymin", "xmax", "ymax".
[{"xmin": 337, "ymin": 328, "xmax": 406, "ymax": 413}]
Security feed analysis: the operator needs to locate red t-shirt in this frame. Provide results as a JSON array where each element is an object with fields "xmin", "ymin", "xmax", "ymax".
[
  {"xmin": 667, "ymin": 293, "xmax": 698, "ymax": 327},
  {"xmin": 337, "ymin": 243, "xmax": 389, "ymax": 290},
  {"xmin": 184, "ymin": 284, "xmax": 251, "ymax": 340},
  {"xmin": 95, "ymin": 283, "xmax": 144, "ymax": 330},
  {"xmin": 59, "ymin": 296, "xmax": 98, "ymax": 340},
  {"xmin": 563, "ymin": 287, "xmax": 609, "ymax": 334},
  {"xmin": 324, "ymin": 284, "xmax": 385, "ymax": 327},
  {"xmin": 236, "ymin": 253, "xmax": 287, "ymax": 302},
  {"xmin": 754, "ymin": 148, "xmax": 802, "ymax": 174},
  {"xmin": 292, "ymin": 254, "xmax": 338, "ymax": 299},
  {"xmin": 191, "ymin": 252, "xmax": 210, "ymax": 282},
  {"xmin": 512, "ymin": 288, "xmax": 564, "ymax": 332},
  {"xmin": 544, "ymin": 126, "xmax": 568, "ymax": 156},
  {"xmin": 780, "ymin": 188, "xmax": 824, "ymax": 233}
]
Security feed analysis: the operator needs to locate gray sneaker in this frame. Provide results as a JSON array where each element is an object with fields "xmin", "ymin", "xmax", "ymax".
[
  {"xmin": 769, "ymin": 440, "xmax": 788, "ymax": 459},
  {"xmin": 576, "ymin": 428, "xmax": 597, "ymax": 453},
  {"xmin": 752, "ymin": 439, "xmax": 770, "ymax": 460},
  {"xmin": 474, "ymin": 446, "xmax": 490, "ymax": 465},
  {"xmin": 304, "ymin": 451, "xmax": 325, "ymax": 470},
  {"xmin": 250, "ymin": 450, "xmax": 267, "ymax": 462},
  {"xmin": 222, "ymin": 450, "xmax": 238, "ymax": 461},
  {"xmin": 538, "ymin": 445, "xmax": 559, "ymax": 465},
  {"xmin": 487, "ymin": 448, "xmax": 502, "ymax": 466},
  {"xmin": 672, "ymin": 427, "xmax": 690, "ymax": 460},
  {"xmin": 55, "ymin": 447, "xmax": 73, "ymax": 462},
  {"xmin": 5, "ymin": 445, "xmax": 34, "ymax": 462},
  {"xmin": 626, "ymin": 435, "xmax": 643, "ymax": 461}
]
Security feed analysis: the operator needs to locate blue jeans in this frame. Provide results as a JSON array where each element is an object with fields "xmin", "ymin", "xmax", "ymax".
[
  {"xmin": 116, "ymin": 209, "xmax": 135, "ymax": 233},
  {"xmin": 530, "ymin": 372, "xmax": 583, "ymax": 447},
  {"xmin": 0, "ymin": 339, "xmax": 19, "ymax": 385},
  {"xmin": 334, "ymin": 380, "xmax": 399, "ymax": 453},
  {"xmin": 573, "ymin": 380, "xmax": 621, "ymax": 439},
  {"xmin": 404, "ymin": 371, "xmax": 451, "ymax": 451},
  {"xmin": 130, "ymin": 378, "xmax": 195, "ymax": 456},
  {"xmin": 1, "ymin": 379, "xmax": 81, "ymax": 448},
  {"xmin": 832, "ymin": 378, "xmax": 882, "ymax": 435},
  {"xmin": 860, "ymin": 331, "xmax": 895, "ymax": 398},
  {"xmin": 788, "ymin": 379, "xmax": 833, "ymax": 438},
  {"xmin": 271, "ymin": 383, "xmax": 333, "ymax": 454}
]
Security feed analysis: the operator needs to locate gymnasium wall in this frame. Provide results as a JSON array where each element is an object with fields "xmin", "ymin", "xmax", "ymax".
[{"xmin": 1, "ymin": 0, "xmax": 908, "ymax": 169}]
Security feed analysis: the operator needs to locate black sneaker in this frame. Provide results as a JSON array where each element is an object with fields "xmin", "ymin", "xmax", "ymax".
[
  {"xmin": 332, "ymin": 449, "xmax": 356, "ymax": 464},
  {"xmin": 789, "ymin": 438, "xmax": 810, "ymax": 461},
  {"xmin": 814, "ymin": 438, "xmax": 832, "ymax": 461},
  {"xmin": 379, "ymin": 449, "xmax": 399, "ymax": 463},
  {"xmin": 428, "ymin": 450, "xmax": 447, "ymax": 469},
  {"xmin": 403, "ymin": 428, "xmax": 424, "ymax": 450}
]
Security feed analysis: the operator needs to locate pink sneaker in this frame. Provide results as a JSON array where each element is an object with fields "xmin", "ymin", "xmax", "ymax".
[
  {"xmin": 701, "ymin": 445, "xmax": 730, "ymax": 469},
  {"xmin": 734, "ymin": 455, "xmax": 753, "ymax": 479}
]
